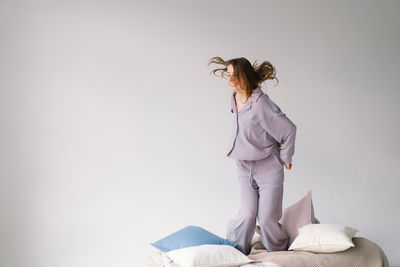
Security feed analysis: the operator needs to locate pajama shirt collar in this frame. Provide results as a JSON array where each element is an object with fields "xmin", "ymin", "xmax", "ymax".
[{"xmin": 230, "ymin": 86, "xmax": 264, "ymax": 114}]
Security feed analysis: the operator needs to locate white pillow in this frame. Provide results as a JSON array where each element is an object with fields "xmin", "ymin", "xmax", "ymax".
[
  {"xmin": 165, "ymin": 244, "xmax": 253, "ymax": 267},
  {"xmin": 288, "ymin": 223, "xmax": 358, "ymax": 253},
  {"xmin": 147, "ymin": 244, "xmax": 180, "ymax": 267}
]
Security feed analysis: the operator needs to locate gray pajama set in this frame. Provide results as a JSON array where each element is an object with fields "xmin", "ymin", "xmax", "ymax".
[{"xmin": 226, "ymin": 86, "xmax": 297, "ymax": 255}]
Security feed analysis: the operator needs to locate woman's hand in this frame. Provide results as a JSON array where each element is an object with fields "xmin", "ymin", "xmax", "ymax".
[{"xmin": 283, "ymin": 162, "xmax": 292, "ymax": 170}]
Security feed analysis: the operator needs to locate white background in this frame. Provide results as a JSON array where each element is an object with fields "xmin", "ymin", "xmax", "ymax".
[{"xmin": 0, "ymin": 0, "xmax": 399, "ymax": 266}]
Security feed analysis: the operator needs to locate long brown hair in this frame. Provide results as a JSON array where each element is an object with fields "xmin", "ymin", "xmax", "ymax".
[{"xmin": 207, "ymin": 56, "xmax": 279, "ymax": 101}]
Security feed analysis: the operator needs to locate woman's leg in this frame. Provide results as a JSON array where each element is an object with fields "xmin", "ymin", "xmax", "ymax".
[
  {"xmin": 256, "ymin": 169, "xmax": 289, "ymax": 251},
  {"xmin": 226, "ymin": 160, "xmax": 259, "ymax": 255}
]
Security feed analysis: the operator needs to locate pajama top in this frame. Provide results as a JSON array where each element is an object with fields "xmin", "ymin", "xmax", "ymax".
[{"xmin": 226, "ymin": 86, "xmax": 297, "ymax": 163}]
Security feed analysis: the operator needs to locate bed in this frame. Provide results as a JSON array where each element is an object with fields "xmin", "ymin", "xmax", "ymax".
[{"xmin": 148, "ymin": 235, "xmax": 389, "ymax": 267}]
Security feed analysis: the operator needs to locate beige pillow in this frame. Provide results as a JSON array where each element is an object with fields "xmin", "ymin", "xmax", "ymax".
[{"xmin": 279, "ymin": 190, "xmax": 316, "ymax": 246}]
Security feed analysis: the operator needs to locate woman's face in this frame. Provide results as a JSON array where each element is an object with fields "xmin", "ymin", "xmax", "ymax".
[{"xmin": 227, "ymin": 64, "xmax": 242, "ymax": 93}]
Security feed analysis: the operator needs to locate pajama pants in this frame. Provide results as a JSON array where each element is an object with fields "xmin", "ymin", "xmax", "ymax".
[{"xmin": 226, "ymin": 151, "xmax": 289, "ymax": 255}]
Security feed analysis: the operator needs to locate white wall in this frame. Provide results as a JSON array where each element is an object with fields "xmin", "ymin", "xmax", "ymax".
[{"xmin": 0, "ymin": 0, "xmax": 399, "ymax": 266}]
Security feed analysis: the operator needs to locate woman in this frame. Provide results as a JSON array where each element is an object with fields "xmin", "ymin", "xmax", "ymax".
[{"xmin": 208, "ymin": 57, "xmax": 297, "ymax": 255}]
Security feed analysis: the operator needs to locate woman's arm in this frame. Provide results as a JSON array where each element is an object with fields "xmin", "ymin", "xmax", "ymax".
[
  {"xmin": 278, "ymin": 143, "xmax": 293, "ymax": 170},
  {"xmin": 256, "ymin": 96, "xmax": 297, "ymax": 166}
]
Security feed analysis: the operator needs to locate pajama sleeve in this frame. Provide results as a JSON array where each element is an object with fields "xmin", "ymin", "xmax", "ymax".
[{"xmin": 256, "ymin": 96, "xmax": 297, "ymax": 164}]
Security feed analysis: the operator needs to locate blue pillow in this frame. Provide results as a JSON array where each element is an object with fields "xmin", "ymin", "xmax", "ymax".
[{"xmin": 150, "ymin": 225, "xmax": 237, "ymax": 252}]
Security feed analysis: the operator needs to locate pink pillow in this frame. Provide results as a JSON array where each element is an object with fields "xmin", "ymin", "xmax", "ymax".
[{"xmin": 279, "ymin": 190, "xmax": 316, "ymax": 246}]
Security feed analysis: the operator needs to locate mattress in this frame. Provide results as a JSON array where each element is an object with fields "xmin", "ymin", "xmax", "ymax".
[{"xmin": 248, "ymin": 237, "xmax": 389, "ymax": 267}]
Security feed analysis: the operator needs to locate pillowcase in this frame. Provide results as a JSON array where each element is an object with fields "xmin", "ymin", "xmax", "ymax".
[
  {"xmin": 279, "ymin": 190, "xmax": 316, "ymax": 246},
  {"xmin": 288, "ymin": 223, "xmax": 359, "ymax": 253},
  {"xmin": 150, "ymin": 225, "xmax": 236, "ymax": 252},
  {"xmin": 166, "ymin": 244, "xmax": 252, "ymax": 267}
]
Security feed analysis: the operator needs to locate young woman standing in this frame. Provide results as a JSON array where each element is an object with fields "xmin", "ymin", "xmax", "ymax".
[{"xmin": 208, "ymin": 57, "xmax": 297, "ymax": 255}]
